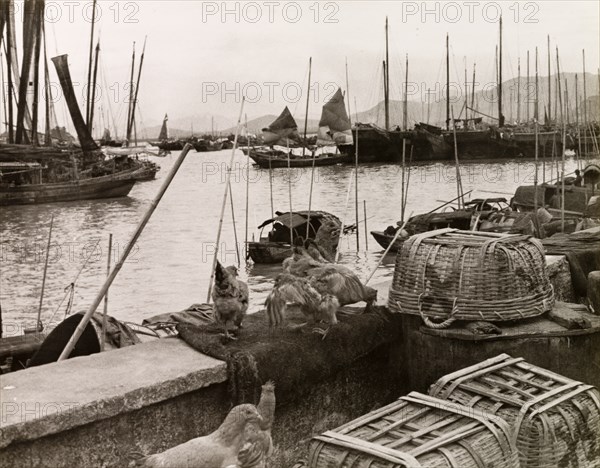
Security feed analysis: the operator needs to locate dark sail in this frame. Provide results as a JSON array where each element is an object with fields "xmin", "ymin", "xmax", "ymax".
[
  {"xmin": 262, "ymin": 106, "xmax": 299, "ymax": 145},
  {"xmin": 318, "ymin": 88, "xmax": 353, "ymax": 145},
  {"xmin": 51, "ymin": 54, "xmax": 99, "ymax": 151},
  {"xmin": 158, "ymin": 114, "xmax": 168, "ymax": 140},
  {"xmin": 15, "ymin": 0, "xmax": 38, "ymax": 143}
]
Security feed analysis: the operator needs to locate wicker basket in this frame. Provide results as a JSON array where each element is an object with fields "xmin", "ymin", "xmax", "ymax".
[
  {"xmin": 388, "ymin": 229, "xmax": 554, "ymax": 328},
  {"xmin": 429, "ymin": 354, "xmax": 600, "ymax": 468},
  {"xmin": 307, "ymin": 392, "xmax": 519, "ymax": 468}
]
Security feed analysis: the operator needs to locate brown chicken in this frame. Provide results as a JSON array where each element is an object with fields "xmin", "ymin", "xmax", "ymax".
[
  {"xmin": 266, "ymin": 273, "xmax": 340, "ymax": 337},
  {"xmin": 132, "ymin": 404, "xmax": 262, "ymax": 468},
  {"xmin": 213, "ymin": 261, "xmax": 249, "ymax": 340}
]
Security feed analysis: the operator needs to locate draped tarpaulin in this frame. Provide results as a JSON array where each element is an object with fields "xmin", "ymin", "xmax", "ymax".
[
  {"xmin": 262, "ymin": 106, "xmax": 300, "ymax": 145},
  {"xmin": 318, "ymin": 87, "xmax": 353, "ymax": 145}
]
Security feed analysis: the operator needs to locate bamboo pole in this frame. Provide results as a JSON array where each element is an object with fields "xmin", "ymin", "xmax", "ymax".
[
  {"xmin": 582, "ymin": 50, "xmax": 588, "ymax": 156},
  {"xmin": 334, "ymin": 169, "xmax": 354, "ymax": 263},
  {"xmin": 244, "ymin": 115, "xmax": 250, "ymax": 262},
  {"xmin": 354, "ymin": 97, "xmax": 360, "ymax": 251},
  {"xmin": 400, "ymin": 138, "xmax": 406, "ymax": 222},
  {"xmin": 101, "ymin": 234, "xmax": 112, "ymax": 352},
  {"xmin": 59, "ymin": 144, "xmax": 193, "ymax": 361},
  {"xmin": 268, "ymin": 155, "xmax": 274, "ymax": 219},
  {"xmin": 207, "ymin": 100, "xmax": 245, "ymax": 302},
  {"xmin": 36, "ymin": 214, "xmax": 54, "ymax": 335},
  {"xmin": 286, "ymin": 139, "xmax": 294, "ymax": 249},
  {"xmin": 403, "ymin": 145, "xmax": 414, "ymax": 217},
  {"xmin": 228, "ymin": 179, "xmax": 241, "ymax": 267},
  {"xmin": 85, "ymin": 0, "xmax": 97, "ymax": 126},
  {"xmin": 365, "ymin": 213, "xmax": 413, "ymax": 285},
  {"xmin": 302, "ymin": 57, "xmax": 311, "ymax": 158},
  {"xmin": 363, "ymin": 200, "xmax": 369, "ymax": 252},
  {"xmin": 450, "ymin": 107, "xmax": 464, "ymax": 208}
]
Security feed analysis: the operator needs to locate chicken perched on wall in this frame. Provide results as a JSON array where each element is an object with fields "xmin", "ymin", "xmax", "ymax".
[
  {"xmin": 212, "ymin": 261, "xmax": 249, "ymax": 340},
  {"xmin": 266, "ymin": 273, "xmax": 340, "ymax": 337},
  {"xmin": 131, "ymin": 404, "xmax": 262, "ymax": 468}
]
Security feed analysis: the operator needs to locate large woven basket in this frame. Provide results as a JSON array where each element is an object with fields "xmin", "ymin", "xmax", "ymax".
[
  {"xmin": 429, "ymin": 354, "xmax": 600, "ymax": 468},
  {"xmin": 308, "ymin": 392, "xmax": 519, "ymax": 468},
  {"xmin": 388, "ymin": 229, "xmax": 554, "ymax": 327}
]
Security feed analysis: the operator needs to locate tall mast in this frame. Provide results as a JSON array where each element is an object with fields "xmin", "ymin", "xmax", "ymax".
[
  {"xmin": 85, "ymin": 0, "xmax": 97, "ymax": 128},
  {"xmin": 517, "ymin": 57, "xmax": 521, "ymax": 123},
  {"xmin": 383, "ymin": 60, "xmax": 388, "ymax": 127},
  {"xmin": 464, "ymin": 57, "xmax": 468, "ymax": 125},
  {"xmin": 583, "ymin": 50, "xmax": 588, "ymax": 155},
  {"xmin": 575, "ymin": 74, "xmax": 581, "ymax": 163},
  {"xmin": 556, "ymin": 48, "xmax": 563, "ymax": 125},
  {"xmin": 15, "ymin": 0, "xmax": 36, "ymax": 144},
  {"xmin": 498, "ymin": 16, "xmax": 503, "ymax": 127},
  {"xmin": 384, "ymin": 17, "xmax": 389, "ymax": 130},
  {"xmin": 0, "ymin": 51, "xmax": 6, "ymax": 136},
  {"xmin": 42, "ymin": 21, "xmax": 51, "ymax": 145},
  {"xmin": 126, "ymin": 42, "xmax": 136, "ymax": 143},
  {"xmin": 547, "ymin": 35, "xmax": 551, "ymax": 125},
  {"xmin": 5, "ymin": 2, "xmax": 14, "ymax": 143},
  {"xmin": 526, "ymin": 50, "xmax": 529, "ymax": 122},
  {"xmin": 302, "ymin": 57, "xmax": 311, "ymax": 157},
  {"xmin": 127, "ymin": 37, "xmax": 147, "ymax": 146},
  {"xmin": 535, "ymin": 47, "xmax": 539, "ymax": 121},
  {"xmin": 446, "ymin": 33, "xmax": 450, "ymax": 130},
  {"xmin": 89, "ymin": 41, "xmax": 100, "ymax": 136},
  {"xmin": 403, "ymin": 54, "xmax": 408, "ymax": 130},
  {"xmin": 471, "ymin": 63, "xmax": 476, "ymax": 115},
  {"xmin": 30, "ymin": 0, "xmax": 42, "ymax": 146}
]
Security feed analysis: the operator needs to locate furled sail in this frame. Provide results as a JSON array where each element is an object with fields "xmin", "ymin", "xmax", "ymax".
[
  {"xmin": 51, "ymin": 54, "xmax": 99, "ymax": 151},
  {"xmin": 317, "ymin": 88, "xmax": 353, "ymax": 145},
  {"xmin": 158, "ymin": 114, "xmax": 169, "ymax": 140},
  {"xmin": 262, "ymin": 106, "xmax": 299, "ymax": 145}
]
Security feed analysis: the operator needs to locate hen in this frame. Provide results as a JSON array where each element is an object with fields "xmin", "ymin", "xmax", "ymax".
[
  {"xmin": 212, "ymin": 261, "xmax": 249, "ymax": 340},
  {"xmin": 131, "ymin": 404, "xmax": 262, "ymax": 468},
  {"xmin": 266, "ymin": 273, "xmax": 340, "ymax": 337}
]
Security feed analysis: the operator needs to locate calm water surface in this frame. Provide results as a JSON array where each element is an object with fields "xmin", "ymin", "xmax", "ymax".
[{"xmin": 0, "ymin": 150, "xmax": 592, "ymax": 335}]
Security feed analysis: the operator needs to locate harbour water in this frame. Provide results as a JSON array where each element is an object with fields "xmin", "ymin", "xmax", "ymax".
[{"xmin": 0, "ymin": 150, "xmax": 589, "ymax": 334}]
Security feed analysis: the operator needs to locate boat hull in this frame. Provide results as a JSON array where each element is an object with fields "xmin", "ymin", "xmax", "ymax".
[
  {"xmin": 370, "ymin": 231, "xmax": 404, "ymax": 253},
  {"xmin": 248, "ymin": 150, "xmax": 350, "ymax": 168},
  {"xmin": 247, "ymin": 241, "xmax": 293, "ymax": 263},
  {"xmin": 0, "ymin": 175, "xmax": 137, "ymax": 206}
]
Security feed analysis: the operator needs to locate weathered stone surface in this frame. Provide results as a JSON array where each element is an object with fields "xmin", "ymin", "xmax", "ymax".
[
  {"xmin": 0, "ymin": 337, "xmax": 227, "ymax": 450},
  {"xmin": 588, "ymin": 271, "xmax": 600, "ymax": 315},
  {"xmin": 549, "ymin": 303, "xmax": 593, "ymax": 329}
]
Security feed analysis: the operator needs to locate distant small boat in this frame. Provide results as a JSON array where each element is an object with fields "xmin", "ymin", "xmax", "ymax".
[
  {"xmin": 248, "ymin": 149, "xmax": 349, "ymax": 168},
  {"xmin": 247, "ymin": 210, "xmax": 341, "ymax": 264}
]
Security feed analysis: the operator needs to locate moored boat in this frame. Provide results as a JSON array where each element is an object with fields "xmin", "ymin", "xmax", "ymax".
[
  {"xmin": 247, "ymin": 210, "xmax": 341, "ymax": 264},
  {"xmin": 248, "ymin": 149, "xmax": 349, "ymax": 168}
]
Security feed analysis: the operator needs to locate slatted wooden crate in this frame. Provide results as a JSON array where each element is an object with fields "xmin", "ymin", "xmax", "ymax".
[
  {"xmin": 388, "ymin": 229, "xmax": 554, "ymax": 328},
  {"xmin": 429, "ymin": 354, "xmax": 600, "ymax": 468},
  {"xmin": 307, "ymin": 392, "xmax": 519, "ymax": 468}
]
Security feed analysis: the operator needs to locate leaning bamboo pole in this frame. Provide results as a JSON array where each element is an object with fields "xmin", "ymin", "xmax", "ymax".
[
  {"xmin": 334, "ymin": 169, "xmax": 354, "ymax": 263},
  {"xmin": 59, "ymin": 144, "xmax": 193, "ymax": 361},
  {"xmin": 207, "ymin": 100, "xmax": 245, "ymax": 301},
  {"xmin": 244, "ymin": 115, "xmax": 250, "ymax": 263},
  {"xmin": 36, "ymin": 214, "xmax": 54, "ymax": 335},
  {"xmin": 101, "ymin": 234, "xmax": 112, "ymax": 352},
  {"xmin": 229, "ymin": 179, "xmax": 241, "ymax": 267}
]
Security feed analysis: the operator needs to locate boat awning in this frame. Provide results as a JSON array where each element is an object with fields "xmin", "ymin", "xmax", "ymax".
[{"xmin": 257, "ymin": 211, "xmax": 330, "ymax": 230}]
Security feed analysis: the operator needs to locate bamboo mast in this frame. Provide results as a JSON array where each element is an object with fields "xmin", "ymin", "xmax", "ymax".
[
  {"xmin": 451, "ymin": 106, "xmax": 464, "ymax": 208},
  {"xmin": 498, "ymin": 16, "xmax": 504, "ymax": 127},
  {"xmin": 583, "ymin": 50, "xmax": 588, "ymax": 156},
  {"xmin": 127, "ymin": 37, "xmax": 147, "ymax": 145},
  {"xmin": 5, "ymin": 3, "xmax": 13, "ymax": 143},
  {"xmin": 446, "ymin": 34, "xmax": 450, "ymax": 129},
  {"xmin": 384, "ymin": 17, "xmax": 389, "ymax": 130},
  {"xmin": 576, "ymin": 75, "xmax": 581, "ymax": 167},
  {"xmin": 471, "ymin": 63, "xmax": 476, "ymax": 115},
  {"xmin": 85, "ymin": 0, "xmax": 97, "ymax": 127},
  {"xmin": 206, "ymin": 100, "xmax": 245, "ymax": 302},
  {"xmin": 302, "ymin": 57, "xmax": 311, "ymax": 157},
  {"xmin": 89, "ymin": 41, "xmax": 100, "ymax": 136},
  {"xmin": 42, "ymin": 23, "xmax": 51, "ymax": 145},
  {"xmin": 125, "ymin": 42, "xmax": 136, "ymax": 143},
  {"xmin": 517, "ymin": 57, "xmax": 521, "ymax": 123},
  {"xmin": 0, "ymin": 51, "xmax": 6, "ymax": 135},
  {"xmin": 403, "ymin": 54, "xmax": 408, "ymax": 130},
  {"xmin": 526, "ymin": 50, "xmax": 530, "ymax": 122},
  {"xmin": 305, "ymin": 58, "xmax": 318, "ymax": 240},
  {"xmin": 547, "ymin": 35, "xmax": 551, "ymax": 125},
  {"xmin": 534, "ymin": 47, "xmax": 540, "ymax": 207},
  {"xmin": 60, "ymin": 145, "xmax": 193, "ymax": 361},
  {"xmin": 36, "ymin": 214, "xmax": 54, "ymax": 336},
  {"xmin": 31, "ymin": 2, "xmax": 42, "ymax": 145},
  {"xmin": 556, "ymin": 47, "xmax": 566, "ymax": 233}
]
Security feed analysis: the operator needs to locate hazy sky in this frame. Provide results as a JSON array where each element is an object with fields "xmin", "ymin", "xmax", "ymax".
[{"xmin": 10, "ymin": 0, "xmax": 600, "ymax": 129}]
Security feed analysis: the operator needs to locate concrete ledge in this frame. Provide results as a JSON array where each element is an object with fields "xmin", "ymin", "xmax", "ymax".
[{"xmin": 0, "ymin": 337, "xmax": 227, "ymax": 449}]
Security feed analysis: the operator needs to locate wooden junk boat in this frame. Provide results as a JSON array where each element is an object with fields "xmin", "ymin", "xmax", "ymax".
[
  {"xmin": 248, "ymin": 148, "xmax": 349, "ymax": 168},
  {"xmin": 371, "ymin": 197, "xmax": 511, "ymax": 252},
  {"xmin": 247, "ymin": 210, "xmax": 341, "ymax": 264}
]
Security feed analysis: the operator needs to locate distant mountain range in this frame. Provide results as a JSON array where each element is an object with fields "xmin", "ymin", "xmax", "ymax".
[{"xmin": 142, "ymin": 72, "xmax": 599, "ymax": 138}]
